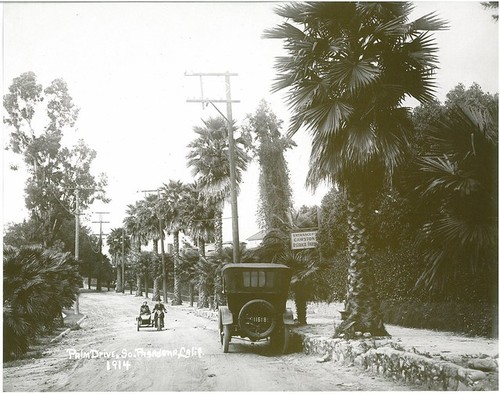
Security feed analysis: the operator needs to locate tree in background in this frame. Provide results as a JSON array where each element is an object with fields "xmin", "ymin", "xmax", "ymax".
[
  {"xmin": 249, "ymin": 206, "xmax": 323, "ymax": 324},
  {"xmin": 186, "ymin": 117, "xmax": 251, "ymax": 254},
  {"xmin": 266, "ymin": 2, "xmax": 447, "ymax": 337},
  {"xmin": 107, "ymin": 227, "xmax": 130, "ymax": 293},
  {"xmin": 243, "ymin": 100, "xmax": 295, "ymax": 232},
  {"xmin": 178, "ymin": 244, "xmax": 200, "ymax": 307},
  {"xmin": 4, "ymin": 72, "xmax": 108, "ymax": 250},
  {"xmin": 123, "ymin": 202, "xmax": 148, "ymax": 296},
  {"xmin": 183, "ymin": 183, "xmax": 217, "ymax": 307},
  {"xmin": 160, "ymin": 180, "xmax": 192, "ymax": 305},
  {"xmin": 481, "ymin": 1, "xmax": 499, "ymax": 21},
  {"xmin": 410, "ymin": 84, "xmax": 498, "ymax": 297},
  {"xmin": 136, "ymin": 195, "xmax": 165, "ymax": 299},
  {"xmin": 186, "ymin": 117, "xmax": 251, "ymax": 307}
]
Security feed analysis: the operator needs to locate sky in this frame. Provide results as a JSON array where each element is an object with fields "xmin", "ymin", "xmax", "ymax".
[{"xmin": 2, "ymin": 1, "xmax": 498, "ymax": 251}]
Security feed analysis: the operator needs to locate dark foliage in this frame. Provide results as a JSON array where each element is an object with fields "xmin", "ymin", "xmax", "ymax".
[{"xmin": 3, "ymin": 246, "xmax": 81, "ymax": 359}]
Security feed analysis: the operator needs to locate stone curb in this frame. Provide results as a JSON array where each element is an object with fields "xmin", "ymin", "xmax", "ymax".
[
  {"xmin": 50, "ymin": 315, "xmax": 87, "ymax": 343},
  {"xmin": 189, "ymin": 307, "xmax": 498, "ymax": 391},
  {"xmin": 297, "ymin": 332, "xmax": 497, "ymax": 391}
]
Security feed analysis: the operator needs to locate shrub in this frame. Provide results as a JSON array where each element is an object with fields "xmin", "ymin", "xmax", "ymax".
[
  {"xmin": 3, "ymin": 246, "xmax": 81, "ymax": 359},
  {"xmin": 381, "ymin": 299, "xmax": 498, "ymax": 338}
]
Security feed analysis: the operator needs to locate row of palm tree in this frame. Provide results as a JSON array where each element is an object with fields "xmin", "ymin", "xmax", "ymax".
[
  {"xmin": 106, "ymin": 117, "xmax": 251, "ymax": 306},
  {"xmin": 106, "ymin": 3, "xmax": 496, "ymax": 340}
]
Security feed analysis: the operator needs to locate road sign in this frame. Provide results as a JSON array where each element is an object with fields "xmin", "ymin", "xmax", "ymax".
[{"xmin": 291, "ymin": 231, "xmax": 318, "ymax": 250}]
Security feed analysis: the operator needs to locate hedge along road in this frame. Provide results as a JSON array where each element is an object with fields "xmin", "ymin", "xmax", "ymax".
[{"xmin": 3, "ymin": 291, "xmax": 418, "ymax": 392}]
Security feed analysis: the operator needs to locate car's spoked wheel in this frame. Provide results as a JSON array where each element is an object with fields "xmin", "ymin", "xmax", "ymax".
[
  {"xmin": 223, "ymin": 325, "xmax": 230, "ymax": 353},
  {"xmin": 238, "ymin": 299, "xmax": 276, "ymax": 340}
]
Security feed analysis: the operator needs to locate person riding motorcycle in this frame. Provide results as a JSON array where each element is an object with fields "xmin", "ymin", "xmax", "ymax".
[{"xmin": 152, "ymin": 298, "xmax": 166, "ymax": 328}]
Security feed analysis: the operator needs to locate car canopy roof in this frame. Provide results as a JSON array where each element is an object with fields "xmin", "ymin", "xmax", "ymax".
[{"xmin": 221, "ymin": 263, "xmax": 289, "ymax": 273}]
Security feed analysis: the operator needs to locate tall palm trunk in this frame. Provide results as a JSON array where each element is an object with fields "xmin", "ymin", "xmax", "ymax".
[
  {"xmin": 213, "ymin": 208, "xmax": 224, "ymax": 310},
  {"xmin": 173, "ymin": 231, "xmax": 182, "ymax": 305},
  {"xmin": 189, "ymin": 282, "xmax": 195, "ymax": 307},
  {"xmin": 335, "ymin": 190, "xmax": 388, "ymax": 338},
  {"xmin": 135, "ymin": 274, "xmax": 142, "ymax": 296},
  {"xmin": 198, "ymin": 282, "xmax": 208, "ymax": 308},
  {"xmin": 214, "ymin": 208, "xmax": 223, "ymax": 255},
  {"xmin": 153, "ymin": 277, "xmax": 161, "ymax": 301},
  {"xmin": 294, "ymin": 284, "xmax": 308, "ymax": 325},
  {"xmin": 197, "ymin": 237, "xmax": 208, "ymax": 308},
  {"xmin": 115, "ymin": 253, "xmax": 123, "ymax": 293}
]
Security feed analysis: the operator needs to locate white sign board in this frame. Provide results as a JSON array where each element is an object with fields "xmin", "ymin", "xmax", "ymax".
[{"xmin": 291, "ymin": 231, "xmax": 318, "ymax": 250}]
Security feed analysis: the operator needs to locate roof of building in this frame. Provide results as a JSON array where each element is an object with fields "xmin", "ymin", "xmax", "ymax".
[{"xmin": 246, "ymin": 230, "xmax": 266, "ymax": 241}]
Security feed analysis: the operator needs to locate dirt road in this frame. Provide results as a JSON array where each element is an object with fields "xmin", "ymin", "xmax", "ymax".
[{"xmin": 3, "ymin": 291, "xmax": 418, "ymax": 391}]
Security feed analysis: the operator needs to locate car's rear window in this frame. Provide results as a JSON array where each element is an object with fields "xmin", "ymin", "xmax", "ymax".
[{"xmin": 242, "ymin": 271, "xmax": 274, "ymax": 288}]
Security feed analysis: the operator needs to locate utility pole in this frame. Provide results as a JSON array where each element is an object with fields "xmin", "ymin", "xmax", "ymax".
[
  {"xmin": 122, "ymin": 228, "xmax": 126, "ymax": 294},
  {"xmin": 92, "ymin": 212, "xmax": 109, "ymax": 291},
  {"xmin": 74, "ymin": 188, "xmax": 80, "ymax": 314},
  {"xmin": 185, "ymin": 71, "xmax": 241, "ymax": 263},
  {"xmin": 138, "ymin": 189, "xmax": 168, "ymax": 303},
  {"xmin": 71, "ymin": 186, "xmax": 104, "ymax": 312}
]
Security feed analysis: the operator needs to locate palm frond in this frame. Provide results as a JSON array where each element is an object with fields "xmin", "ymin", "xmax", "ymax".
[{"xmin": 411, "ymin": 12, "xmax": 449, "ymax": 32}]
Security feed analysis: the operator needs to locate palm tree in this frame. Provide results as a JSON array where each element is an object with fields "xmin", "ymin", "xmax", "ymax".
[
  {"xmin": 160, "ymin": 180, "xmax": 192, "ymax": 305},
  {"xmin": 187, "ymin": 117, "xmax": 251, "ymax": 308},
  {"xmin": 123, "ymin": 202, "xmax": 148, "ymax": 296},
  {"xmin": 265, "ymin": 2, "xmax": 447, "ymax": 337},
  {"xmin": 186, "ymin": 117, "xmax": 251, "ymax": 254},
  {"xmin": 414, "ymin": 104, "xmax": 498, "ymax": 292},
  {"xmin": 3, "ymin": 246, "xmax": 81, "ymax": 359},
  {"xmin": 178, "ymin": 245, "xmax": 200, "ymax": 307},
  {"xmin": 107, "ymin": 227, "xmax": 130, "ymax": 293},
  {"xmin": 249, "ymin": 207, "xmax": 322, "ymax": 325},
  {"xmin": 183, "ymin": 183, "xmax": 218, "ymax": 307},
  {"xmin": 184, "ymin": 183, "xmax": 217, "ymax": 257},
  {"xmin": 136, "ymin": 194, "xmax": 165, "ymax": 299}
]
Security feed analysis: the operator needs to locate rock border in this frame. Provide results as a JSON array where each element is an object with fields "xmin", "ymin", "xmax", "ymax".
[
  {"xmin": 296, "ymin": 332, "xmax": 497, "ymax": 391},
  {"xmin": 190, "ymin": 307, "xmax": 498, "ymax": 391}
]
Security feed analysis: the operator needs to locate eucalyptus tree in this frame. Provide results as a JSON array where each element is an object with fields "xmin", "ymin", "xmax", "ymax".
[
  {"xmin": 186, "ymin": 117, "xmax": 251, "ymax": 254},
  {"xmin": 4, "ymin": 72, "xmax": 108, "ymax": 249},
  {"xmin": 265, "ymin": 2, "xmax": 447, "ymax": 337},
  {"xmin": 243, "ymin": 100, "xmax": 295, "ymax": 232}
]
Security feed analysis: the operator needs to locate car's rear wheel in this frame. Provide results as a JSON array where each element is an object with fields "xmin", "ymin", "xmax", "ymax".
[
  {"xmin": 223, "ymin": 324, "xmax": 230, "ymax": 353},
  {"xmin": 238, "ymin": 299, "xmax": 276, "ymax": 340}
]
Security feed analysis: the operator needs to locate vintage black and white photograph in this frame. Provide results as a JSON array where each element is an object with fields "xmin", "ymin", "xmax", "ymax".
[{"xmin": 2, "ymin": 1, "xmax": 498, "ymax": 391}]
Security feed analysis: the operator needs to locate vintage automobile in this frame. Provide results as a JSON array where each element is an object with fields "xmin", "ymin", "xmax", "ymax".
[{"xmin": 218, "ymin": 263, "xmax": 294, "ymax": 354}]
